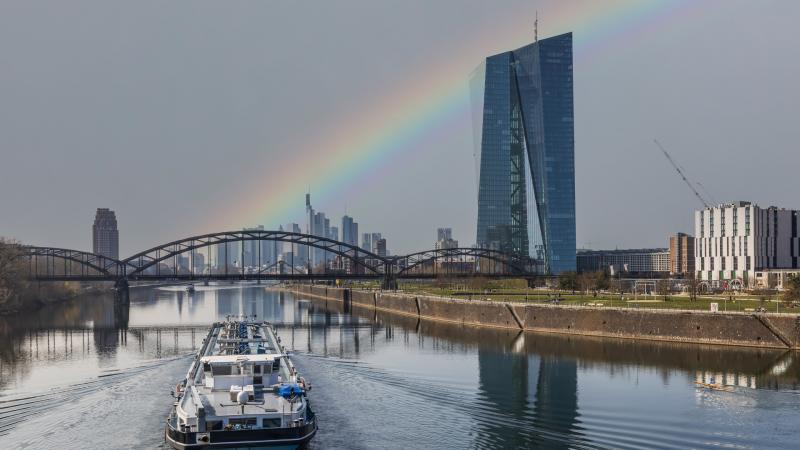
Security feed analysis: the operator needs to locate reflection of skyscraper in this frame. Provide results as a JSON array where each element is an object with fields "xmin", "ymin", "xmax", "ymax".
[
  {"xmin": 474, "ymin": 33, "xmax": 576, "ymax": 274},
  {"xmin": 476, "ymin": 349, "xmax": 578, "ymax": 448}
]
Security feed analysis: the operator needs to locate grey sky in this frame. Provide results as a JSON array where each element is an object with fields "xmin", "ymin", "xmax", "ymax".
[{"xmin": 0, "ymin": 0, "xmax": 798, "ymax": 256}]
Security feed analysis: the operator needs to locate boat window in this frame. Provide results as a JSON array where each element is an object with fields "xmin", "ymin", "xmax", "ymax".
[
  {"xmin": 254, "ymin": 365, "xmax": 261, "ymax": 374},
  {"xmin": 206, "ymin": 420, "xmax": 223, "ymax": 431},
  {"xmin": 238, "ymin": 365, "xmax": 254, "ymax": 376},
  {"xmin": 211, "ymin": 365, "xmax": 232, "ymax": 376},
  {"xmin": 262, "ymin": 418, "xmax": 281, "ymax": 428},
  {"xmin": 228, "ymin": 418, "xmax": 257, "ymax": 429},
  {"xmin": 272, "ymin": 359, "xmax": 280, "ymax": 371},
  {"xmin": 203, "ymin": 362, "xmax": 211, "ymax": 372}
]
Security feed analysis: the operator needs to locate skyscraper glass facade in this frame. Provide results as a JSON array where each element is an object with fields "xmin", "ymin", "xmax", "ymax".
[{"xmin": 474, "ymin": 33, "xmax": 576, "ymax": 274}]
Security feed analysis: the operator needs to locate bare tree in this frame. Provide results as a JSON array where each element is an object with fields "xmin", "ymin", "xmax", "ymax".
[
  {"xmin": 781, "ymin": 274, "xmax": 800, "ymax": 308},
  {"xmin": 0, "ymin": 239, "xmax": 29, "ymax": 310},
  {"xmin": 686, "ymin": 272, "xmax": 699, "ymax": 302},
  {"xmin": 558, "ymin": 271, "xmax": 578, "ymax": 294},
  {"xmin": 657, "ymin": 276, "xmax": 671, "ymax": 301}
]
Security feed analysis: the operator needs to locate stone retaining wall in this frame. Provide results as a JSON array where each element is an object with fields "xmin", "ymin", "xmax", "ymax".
[{"xmin": 284, "ymin": 285, "xmax": 800, "ymax": 349}]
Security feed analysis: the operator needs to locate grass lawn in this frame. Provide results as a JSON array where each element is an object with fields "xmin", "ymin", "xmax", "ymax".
[{"xmin": 391, "ymin": 283, "xmax": 797, "ymax": 313}]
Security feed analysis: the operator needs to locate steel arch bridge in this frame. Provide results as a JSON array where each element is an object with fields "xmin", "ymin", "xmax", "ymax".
[
  {"xmin": 19, "ymin": 230, "xmax": 543, "ymax": 288},
  {"xmin": 23, "ymin": 246, "xmax": 125, "ymax": 280}
]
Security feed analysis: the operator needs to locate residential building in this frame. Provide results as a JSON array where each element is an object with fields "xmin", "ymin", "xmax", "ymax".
[
  {"xmin": 92, "ymin": 208, "xmax": 119, "ymax": 259},
  {"xmin": 437, "ymin": 228, "xmax": 452, "ymax": 241},
  {"xmin": 669, "ymin": 233, "xmax": 695, "ymax": 276},
  {"xmin": 577, "ymin": 249, "xmax": 669, "ymax": 275},
  {"xmin": 695, "ymin": 201, "xmax": 800, "ymax": 288},
  {"xmin": 474, "ymin": 32, "xmax": 576, "ymax": 274}
]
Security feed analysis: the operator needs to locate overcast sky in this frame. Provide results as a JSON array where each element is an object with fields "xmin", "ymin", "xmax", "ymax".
[{"xmin": 1, "ymin": 0, "xmax": 798, "ymax": 256}]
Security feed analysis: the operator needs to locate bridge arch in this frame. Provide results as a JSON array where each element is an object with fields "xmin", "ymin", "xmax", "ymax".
[
  {"xmin": 395, "ymin": 247, "xmax": 539, "ymax": 276},
  {"xmin": 121, "ymin": 230, "xmax": 387, "ymax": 278},
  {"xmin": 23, "ymin": 246, "xmax": 123, "ymax": 279}
]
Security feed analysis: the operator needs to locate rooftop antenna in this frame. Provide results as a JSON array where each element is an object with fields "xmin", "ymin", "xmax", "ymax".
[{"xmin": 534, "ymin": 10, "xmax": 538, "ymax": 42}]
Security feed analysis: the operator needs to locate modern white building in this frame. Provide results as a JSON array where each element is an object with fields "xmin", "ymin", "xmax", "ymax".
[{"xmin": 695, "ymin": 201, "xmax": 800, "ymax": 288}]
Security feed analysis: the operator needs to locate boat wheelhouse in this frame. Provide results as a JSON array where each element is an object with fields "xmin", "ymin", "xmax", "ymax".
[{"xmin": 166, "ymin": 319, "xmax": 316, "ymax": 449}]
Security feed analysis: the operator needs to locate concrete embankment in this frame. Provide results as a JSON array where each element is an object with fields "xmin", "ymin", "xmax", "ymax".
[{"xmin": 284, "ymin": 285, "xmax": 800, "ymax": 350}]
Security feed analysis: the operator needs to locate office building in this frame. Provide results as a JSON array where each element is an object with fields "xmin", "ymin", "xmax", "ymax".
[
  {"xmin": 375, "ymin": 238, "xmax": 387, "ymax": 257},
  {"xmin": 371, "ymin": 233, "xmax": 382, "ymax": 250},
  {"xmin": 474, "ymin": 32, "xmax": 576, "ymax": 274},
  {"xmin": 92, "ymin": 208, "xmax": 119, "ymax": 259},
  {"xmin": 361, "ymin": 233, "xmax": 372, "ymax": 252},
  {"xmin": 192, "ymin": 251, "xmax": 206, "ymax": 274},
  {"xmin": 695, "ymin": 201, "xmax": 800, "ymax": 288},
  {"xmin": 215, "ymin": 241, "xmax": 239, "ymax": 269},
  {"xmin": 329, "ymin": 226, "xmax": 338, "ymax": 242},
  {"xmin": 284, "ymin": 223, "xmax": 308, "ymax": 267},
  {"xmin": 242, "ymin": 226, "xmax": 264, "ymax": 268},
  {"xmin": 669, "ymin": 233, "xmax": 695, "ymax": 276},
  {"xmin": 577, "ymin": 249, "xmax": 669, "ymax": 275},
  {"xmin": 342, "ymin": 215, "xmax": 359, "ymax": 247},
  {"xmin": 435, "ymin": 228, "xmax": 458, "ymax": 250}
]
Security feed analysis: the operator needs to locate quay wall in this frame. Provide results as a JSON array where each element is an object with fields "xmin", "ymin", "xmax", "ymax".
[{"xmin": 283, "ymin": 286, "xmax": 800, "ymax": 349}]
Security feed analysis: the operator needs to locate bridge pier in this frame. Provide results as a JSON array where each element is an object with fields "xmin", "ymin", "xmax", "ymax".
[
  {"xmin": 114, "ymin": 278, "xmax": 130, "ymax": 304},
  {"xmin": 381, "ymin": 275, "xmax": 398, "ymax": 290}
]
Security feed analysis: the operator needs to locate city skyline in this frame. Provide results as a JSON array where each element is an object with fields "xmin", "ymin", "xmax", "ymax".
[{"xmin": 1, "ymin": 1, "xmax": 799, "ymax": 256}]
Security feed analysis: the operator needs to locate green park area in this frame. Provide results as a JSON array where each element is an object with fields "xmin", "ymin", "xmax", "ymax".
[{"xmin": 345, "ymin": 274, "xmax": 800, "ymax": 314}]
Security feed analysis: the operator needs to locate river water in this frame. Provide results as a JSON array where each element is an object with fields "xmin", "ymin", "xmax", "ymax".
[{"xmin": 0, "ymin": 284, "xmax": 797, "ymax": 449}]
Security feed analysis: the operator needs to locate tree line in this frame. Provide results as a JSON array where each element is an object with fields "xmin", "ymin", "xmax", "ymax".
[{"xmin": 0, "ymin": 238, "xmax": 78, "ymax": 314}]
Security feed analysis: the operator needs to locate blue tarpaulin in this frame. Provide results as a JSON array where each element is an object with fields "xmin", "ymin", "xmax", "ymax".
[{"xmin": 278, "ymin": 383, "xmax": 303, "ymax": 398}]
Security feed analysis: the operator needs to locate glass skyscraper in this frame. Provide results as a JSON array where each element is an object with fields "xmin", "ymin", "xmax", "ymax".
[{"xmin": 474, "ymin": 32, "xmax": 576, "ymax": 274}]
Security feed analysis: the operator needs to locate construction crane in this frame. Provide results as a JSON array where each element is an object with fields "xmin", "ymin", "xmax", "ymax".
[{"xmin": 654, "ymin": 139, "xmax": 710, "ymax": 208}]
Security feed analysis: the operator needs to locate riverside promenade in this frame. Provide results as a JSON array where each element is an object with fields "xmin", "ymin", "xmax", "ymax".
[{"xmin": 283, "ymin": 285, "xmax": 800, "ymax": 350}]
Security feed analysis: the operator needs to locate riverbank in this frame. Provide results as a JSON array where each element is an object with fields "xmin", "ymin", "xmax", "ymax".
[{"xmin": 283, "ymin": 285, "xmax": 800, "ymax": 350}]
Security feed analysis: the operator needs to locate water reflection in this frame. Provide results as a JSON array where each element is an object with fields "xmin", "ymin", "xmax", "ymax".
[{"xmin": 0, "ymin": 286, "xmax": 797, "ymax": 449}]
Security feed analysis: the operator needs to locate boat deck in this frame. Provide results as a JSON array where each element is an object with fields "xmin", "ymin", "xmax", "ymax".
[{"xmin": 198, "ymin": 386, "xmax": 302, "ymax": 417}]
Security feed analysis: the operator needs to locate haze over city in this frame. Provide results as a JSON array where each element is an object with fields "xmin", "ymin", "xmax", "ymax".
[{"xmin": 1, "ymin": 0, "xmax": 798, "ymax": 256}]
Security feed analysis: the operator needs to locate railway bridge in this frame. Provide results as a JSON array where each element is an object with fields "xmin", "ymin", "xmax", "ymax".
[{"xmin": 19, "ymin": 230, "xmax": 543, "ymax": 300}]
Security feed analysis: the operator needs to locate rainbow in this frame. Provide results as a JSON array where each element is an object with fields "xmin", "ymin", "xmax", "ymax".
[{"xmin": 208, "ymin": 0, "xmax": 695, "ymax": 233}]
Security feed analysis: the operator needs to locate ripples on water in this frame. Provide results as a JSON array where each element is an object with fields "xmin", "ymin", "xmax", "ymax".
[{"xmin": 0, "ymin": 285, "xmax": 797, "ymax": 449}]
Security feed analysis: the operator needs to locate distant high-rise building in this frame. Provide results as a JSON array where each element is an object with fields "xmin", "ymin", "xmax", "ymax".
[
  {"xmin": 286, "ymin": 223, "xmax": 308, "ymax": 267},
  {"xmin": 192, "ymin": 251, "xmax": 206, "ymax": 274},
  {"xmin": 361, "ymin": 233, "xmax": 372, "ymax": 252},
  {"xmin": 669, "ymin": 232, "xmax": 695, "ymax": 276},
  {"xmin": 437, "ymin": 228, "xmax": 453, "ymax": 241},
  {"xmin": 375, "ymin": 238, "xmax": 387, "ymax": 257},
  {"xmin": 329, "ymin": 226, "xmax": 339, "ymax": 242},
  {"xmin": 92, "ymin": 208, "xmax": 119, "ymax": 259},
  {"xmin": 242, "ymin": 226, "xmax": 264, "ymax": 268},
  {"xmin": 473, "ymin": 32, "xmax": 576, "ymax": 274},
  {"xmin": 342, "ymin": 215, "xmax": 359, "ymax": 247},
  {"xmin": 215, "ymin": 241, "xmax": 239, "ymax": 269}
]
